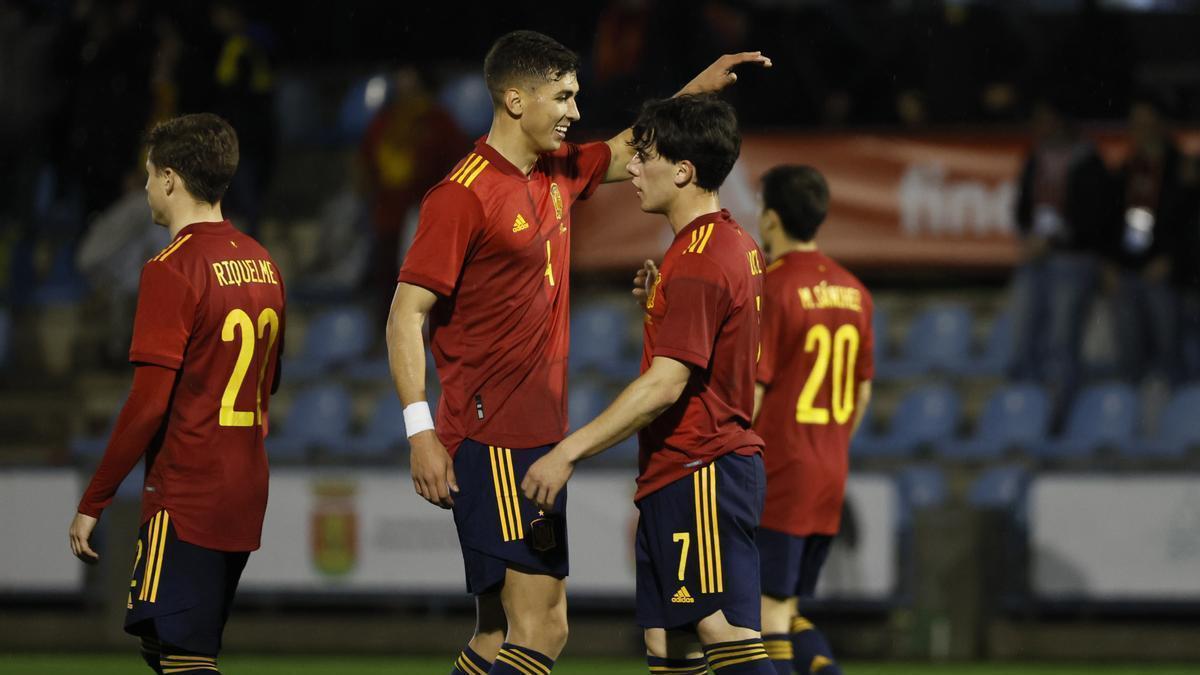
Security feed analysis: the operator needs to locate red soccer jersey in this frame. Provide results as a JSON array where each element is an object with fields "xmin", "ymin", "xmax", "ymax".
[
  {"xmin": 755, "ymin": 250, "xmax": 874, "ymax": 536},
  {"xmin": 399, "ymin": 138, "xmax": 611, "ymax": 454},
  {"xmin": 635, "ymin": 210, "xmax": 765, "ymax": 501},
  {"xmin": 79, "ymin": 220, "xmax": 286, "ymax": 551}
]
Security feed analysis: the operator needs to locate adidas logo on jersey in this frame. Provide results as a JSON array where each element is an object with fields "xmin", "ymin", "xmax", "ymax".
[
  {"xmin": 513, "ymin": 213, "xmax": 529, "ymax": 232},
  {"xmin": 671, "ymin": 586, "xmax": 695, "ymax": 604}
]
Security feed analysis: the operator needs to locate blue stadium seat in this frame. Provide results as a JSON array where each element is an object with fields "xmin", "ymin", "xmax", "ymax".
[
  {"xmin": 268, "ymin": 385, "xmax": 354, "ymax": 461},
  {"xmin": 570, "ymin": 302, "xmax": 637, "ymax": 378},
  {"xmin": 897, "ymin": 465, "xmax": 948, "ymax": 529},
  {"xmin": 967, "ymin": 466, "xmax": 1028, "ymax": 510},
  {"xmin": 936, "ymin": 383, "xmax": 1049, "ymax": 461},
  {"xmin": 876, "ymin": 304, "xmax": 973, "ymax": 379},
  {"xmin": 964, "ymin": 311, "xmax": 1014, "ymax": 377},
  {"xmin": 1125, "ymin": 383, "xmax": 1200, "ymax": 459},
  {"xmin": 871, "ymin": 305, "xmax": 890, "ymax": 374},
  {"xmin": 337, "ymin": 393, "xmax": 407, "ymax": 461},
  {"xmin": 852, "ymin": 384, "xmax": 961, "ymax": 459},
  {"xmin": 1033, "ymin": 383, "xmax": 1138, "ymax": 461},
  {"xmin": 285, "ymin": 307, "xmax": 374, "ymax": 379}
]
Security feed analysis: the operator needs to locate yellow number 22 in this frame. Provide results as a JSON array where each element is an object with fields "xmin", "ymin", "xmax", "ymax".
[{"xmin": 219, "ymin": 307, "xmax": 280, "ymax": 427}]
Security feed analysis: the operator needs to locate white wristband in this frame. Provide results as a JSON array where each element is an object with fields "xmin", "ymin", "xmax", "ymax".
[{"xmin": 403, "ymin": 401, "xmax": 435, "ymax": 438}]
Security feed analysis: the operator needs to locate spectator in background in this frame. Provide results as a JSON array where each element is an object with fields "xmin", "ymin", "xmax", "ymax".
[
  {"xmin": 1171, "ymin": 159, "xmax": 1200, "ymax": 381},
  {"xmin": 1103, "ymin": 95, "xmax": 1197, "ymax": 386},
  {"xmin": 207, "ymin": 0, "xmax": 275, "ymax": 234},
  {"xmin": 58, "ymin": 0, "xmax": 154, "ymax": 224},
  {"xmin": 1011, "ymin": 99, "xmax": 1113, "ymax": 421},
  {"xmin": 359, "ymin": 67, "xmax": 468, "ymax": 306}
]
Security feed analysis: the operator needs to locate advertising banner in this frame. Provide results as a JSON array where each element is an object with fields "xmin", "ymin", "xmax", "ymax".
[
  {"xmin": 242, "ymin": 469, "xmax": 898, "ymax": 601},
  {"xmin": 1030, "ymin": 474, "xmax": 1200, "ymax": 600},
  {"xmin": 0, "ymin": 471, "xmax": 85, "ymax": 593},
  {"xmin": 572, "ymin": 130, "xmax": 1200, "ymax": 272}
]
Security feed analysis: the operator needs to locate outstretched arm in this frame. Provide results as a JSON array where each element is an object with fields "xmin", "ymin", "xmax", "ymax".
[
  {"xmin": 603, "ymin": 51, "xmax": 773, "ymax": 182},
  {"xmin": 71, "ymin": 364, "xmax": 178, "ymax": 563},
  {"xmin": 522, "ymin": 356, "xmax": 692, "ymax": 511}
]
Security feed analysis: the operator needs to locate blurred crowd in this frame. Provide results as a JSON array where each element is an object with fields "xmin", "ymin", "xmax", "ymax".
[{"xmin": 2, "ymin": 0, "xmax": 1200, "ymax": 388}]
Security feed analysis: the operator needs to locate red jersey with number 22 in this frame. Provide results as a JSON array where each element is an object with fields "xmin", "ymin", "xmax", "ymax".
[{"xmin": 83, "ymin": 220, "xmax": 286, "ymax": 551}]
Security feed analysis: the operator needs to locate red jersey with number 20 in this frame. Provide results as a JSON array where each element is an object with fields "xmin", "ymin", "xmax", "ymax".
[
  {"xmin": 399, "ymin": 138, "xmax": 610, "ymax": 455},
  {"xmin": 636, "ymin": 210, "xmax": 765, "ymax": 502},
  {"xmin": 756, "ymin": 250, "xmax": 873, "ymax": 536}
]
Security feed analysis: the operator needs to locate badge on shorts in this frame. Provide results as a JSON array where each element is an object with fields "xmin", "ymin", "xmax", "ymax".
[{"xmin": 530, "ymin": 516, "xmax": 556, "ymax": 552}]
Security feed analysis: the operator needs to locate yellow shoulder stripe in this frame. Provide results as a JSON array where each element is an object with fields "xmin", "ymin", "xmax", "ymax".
[
  {"xmin": 153, "ymin": 234, "xmax": 192, "ymax": 262},
  {"xmin": 449, "ymin": 154, "xmax": 480, "ymax": 183}
]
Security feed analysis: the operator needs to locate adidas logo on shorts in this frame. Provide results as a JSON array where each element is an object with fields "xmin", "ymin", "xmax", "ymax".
[{"xmin": 671, "ymin": 586, "xmax": 695, "ymax": 604}]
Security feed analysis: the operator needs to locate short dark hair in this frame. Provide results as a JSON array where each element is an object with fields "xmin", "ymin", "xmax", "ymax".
[
  {"xmin": 484, "ymin": 30, "xmax": 580, "ymax": 106},
  {"xmin": 761, "ymin": 165, "xmax": 829, "ymax": 242},
  {"xmin": 145, "ymin": 113, "xmax": 239, "ymax": 205},
  {"xmin": 629, "ymin": 94, "xmax": 740, "ymax": 192}
]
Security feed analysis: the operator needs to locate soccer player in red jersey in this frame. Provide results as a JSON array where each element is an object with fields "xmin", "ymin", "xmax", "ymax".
[
  {"xmin": 752, "ymin": 166, "xmax": 873, "ymax": 675},
  {"xmin": 387, "ymin": 30, "xmax": 770, "ymax": 675},
  {"xmin": 68, "ymin": 114, "xmax": 285, "ymax": 675},
  {"xmin": 523, "ymin": 94, "xmax": 774, "ymax": 675}
]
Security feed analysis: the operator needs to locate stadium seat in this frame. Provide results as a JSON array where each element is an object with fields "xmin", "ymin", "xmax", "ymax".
[
  {"xmin": 1124, "ymin": 383, "xmax": 1200, "ymax": 459},
  {"xmin": 875, "ymin": 303, "xmax": 972, "ymax": 379},
  {"xmin": 964, "ymin": 310, "xmax": 1014, "ymax": 377},
  {"xmin": 337, "ymin": 392, "xmax": 407, "ymax": 461},
  {"xmin": 852, "ymin": 384, "xmax": 961, "ymax": 458},
  {"xmin": 268, "ymin": 385, "xmax": 354, "ymax": 461},
  {"xmin": 896, "ymin": 465, "xmax": 948, "ymax": 531},
  {"xmin": 285, "ymin": 306, "xmax": 374, "ymax": 379},
  {"xmin": 1033, "ymin": 383, "xmax": 1137, "ymax": 461},
  {"xmin": 967, "ymin": 465, "xmax": 1028, "ymax": 510},
  {"xmin": 570, "ymin": 302, "xmax": 638, "ymax": 378},
  {"xmin": 936, "ymin": 383, "xmax": 1049, "ymax": 461}
]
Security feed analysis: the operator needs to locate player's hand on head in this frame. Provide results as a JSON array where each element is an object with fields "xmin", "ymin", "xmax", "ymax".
[
  {"xmin": 632, "ymin": 259, "xmax": 659, "ymax": 307},
  {"xmin": 69, "ymin": 513, "xmax": 100, "ymax": 564},
  {"xmin": 521, "ymin": 449, "xmax": 574, "ymax": 513},
  {"xmin": 678, "ymin": 51, "xmax": 772, "ymax": 96},
  {"xmin": 409, "ymin": 431, "xmax": 458, "ymax": 509}
]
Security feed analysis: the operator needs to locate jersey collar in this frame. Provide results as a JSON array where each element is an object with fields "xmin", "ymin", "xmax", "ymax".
[
  {"xmin": 176, "ymin": 220, "xmax": 236, "ymax": 239},
  {"xmin": 474, "ymin": 137, "xmax": 533, "ymax": 181},
  {"xmin": 675, "ymin": 209, "xmax": 733, "ymax": 242}
]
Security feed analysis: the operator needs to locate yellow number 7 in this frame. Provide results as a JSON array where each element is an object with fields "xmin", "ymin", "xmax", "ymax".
[
  {"xmin": 673, "ymin": 532, "xmax": 691, "ymax": 581},
  {"xmin": 219, "ymin": 307, "xmax": 280, "ymax": 427}
]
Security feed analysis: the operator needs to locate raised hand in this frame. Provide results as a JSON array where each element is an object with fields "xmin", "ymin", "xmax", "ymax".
[{"xmin": 677, "ymin": 51, "xmax": 773, "ymax": 97}]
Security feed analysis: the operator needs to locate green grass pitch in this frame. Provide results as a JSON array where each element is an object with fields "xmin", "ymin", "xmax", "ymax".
[{"xmin": 2, "ymin": 655, "xmax": 1197, "ymax": 675}]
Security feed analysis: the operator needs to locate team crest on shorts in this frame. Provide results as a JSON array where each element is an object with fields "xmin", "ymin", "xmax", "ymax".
[{"xmin": 550, "ymin": 183, "xmax": 564, "ymax": 222}]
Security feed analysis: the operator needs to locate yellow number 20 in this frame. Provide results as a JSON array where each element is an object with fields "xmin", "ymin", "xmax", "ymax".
[
  {"xmin": 795, "ymin": 324, "xmax": 860, "ymax": 426},
  {"xmin": 219, "ymin": 307, "xmax": 280, "ymax": 427}
]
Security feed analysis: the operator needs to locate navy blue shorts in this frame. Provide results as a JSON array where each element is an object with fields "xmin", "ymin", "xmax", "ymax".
[
  {"xmin": 124, "ymin": 510, "xmax": 249, "ymax": 656},
  {"xmin": 757, "ymin": 528, "xmax": 833, "ymax": 600},
  {"xmin": 451, "ymin": 439, "xmax": 569, "ymax": 595},
  {"xmin": 635, "ymin": 452, "xmax": 765, "ymax": 631}
]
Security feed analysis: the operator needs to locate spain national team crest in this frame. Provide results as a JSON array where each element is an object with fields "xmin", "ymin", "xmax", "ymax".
[
  {"xmin": 311, "ymin": 479, "xmax": 359, "ymax": 576},
  {"xmin": 550, "ymin": 182, "xmax": 564, "ymax": 222}
]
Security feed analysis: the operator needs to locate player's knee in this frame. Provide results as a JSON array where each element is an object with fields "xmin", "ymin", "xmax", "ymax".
[
  {"xmin": 509, "ymin": 604, "xmax": 567, "ymax": 651},
  {"xmin": 469, "ymin": 627, "xmax": 506, "ymax": 660},
  {"xmin": 644, "ymin": 629, "xmax": 669, "ymax": 659}
]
